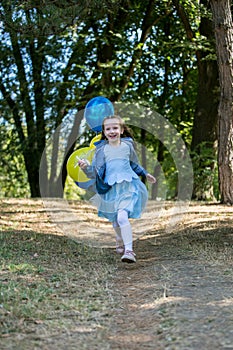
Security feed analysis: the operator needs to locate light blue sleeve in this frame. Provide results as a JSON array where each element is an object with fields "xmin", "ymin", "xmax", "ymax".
[
  {"xmin": 82, "ymin": 155, "xmax": 96, "ymax": 179},
  {"xmin": 129, "ymin": 142, "xmax": 148, "ymax": 177}
]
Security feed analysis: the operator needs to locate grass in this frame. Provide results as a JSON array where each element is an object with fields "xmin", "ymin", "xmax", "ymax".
[
  {"xmin": 0, "ymin": 230, "xmax": 117, "ymax": 339},
  {"xmin": 1, "ymin": 199, "xmax": 233, "ymax": 350}
]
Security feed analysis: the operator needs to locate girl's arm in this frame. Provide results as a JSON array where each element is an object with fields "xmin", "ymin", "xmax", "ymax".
[
  {"xmin": 129, "ymin": 142, "xmax": 156, "ymax": 183},
  {"xmin": 78, "ymin": 158, "xmax": 96, "ymax": 179},
  {"xmin": 130, "ymin": 161, "xmax": 148, "ymax": 177},
  {"xmin": 130, "ymin": 162, "xmax": 156, "ymax": 183}
]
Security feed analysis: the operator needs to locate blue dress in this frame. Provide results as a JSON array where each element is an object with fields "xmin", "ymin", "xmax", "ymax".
[{"xmin": 94, "ymin": 142, "xmax": 148, "ymax": 222}]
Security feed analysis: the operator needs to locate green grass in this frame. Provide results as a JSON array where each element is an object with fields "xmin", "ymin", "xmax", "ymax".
[{"xmin": 0, "ymin": 230, "xmax": 117, "ymax": 337}]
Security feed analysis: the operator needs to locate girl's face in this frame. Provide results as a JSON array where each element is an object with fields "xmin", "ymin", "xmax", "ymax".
[{"xmin": 103, "ymin": 118, "xmax": 123, "ymax": 145}]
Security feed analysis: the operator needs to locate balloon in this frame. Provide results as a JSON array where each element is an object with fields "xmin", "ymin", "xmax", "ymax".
[
  {"xmin": 84, "ymin": 96, "xmax": 114, "ymax": 132},
  {"xmin": 67, "ymin": 134, "xmax": 103, "ymax": 190},
  {"xmin": 89, "ymin": 133, "xmax": 101, "ymax": 148},
  {"xmin": 67, "ymin": 147, "xmax": 95, "ymax": 183}
]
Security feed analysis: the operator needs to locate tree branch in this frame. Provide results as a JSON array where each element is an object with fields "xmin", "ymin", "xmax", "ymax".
[
  {"xmin": 113, "ymin": 0, "xmax": 162, "ymax": 100},
  {"xmin": 172, "ymin": 0, "xmax": 195, "ymax": 40}
]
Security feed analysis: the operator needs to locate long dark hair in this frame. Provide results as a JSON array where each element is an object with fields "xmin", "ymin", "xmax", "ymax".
[{"xmin": 101, "ymin": 115, "xmax": 134, "ymax": 140}]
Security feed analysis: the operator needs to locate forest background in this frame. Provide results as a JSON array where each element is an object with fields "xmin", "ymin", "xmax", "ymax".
[{"xmin": 0, "ymin": 0, "xmax": 233, "ymax": 204}]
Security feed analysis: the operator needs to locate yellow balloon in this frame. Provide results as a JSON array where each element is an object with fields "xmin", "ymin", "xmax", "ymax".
[
  {"xmin": 67, "ymin": 134, "xmax": 102, "ymax": 187},
  {"xmin": 66, "ymin": 147, "xmax": 95, "ymax": 182},
  {"xmin": 90, "ymin": 133, "xmax": 101, "ymax": 148}
]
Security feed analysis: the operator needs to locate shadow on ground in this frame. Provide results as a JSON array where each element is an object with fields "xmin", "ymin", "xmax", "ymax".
[{"xmin": 0, "ymin": 199, "xmax": 233, "ymax": 349}]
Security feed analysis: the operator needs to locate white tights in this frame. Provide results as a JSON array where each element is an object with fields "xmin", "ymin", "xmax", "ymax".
[{"xmin": 112, "ymin": 209, "xmax": 133, "ymax": 251}]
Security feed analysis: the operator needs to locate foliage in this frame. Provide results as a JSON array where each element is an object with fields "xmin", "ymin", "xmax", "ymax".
[
  {"xmin": 64, "ymin": 176, "xmax": 87, "ymax": 200},
  {"xmin": 0, "ymin": 121, "xmax": 30, "ymax": 197},
  {"xmin": 0, "ymin": 0, "xmax": 221, "ymax": 200}
]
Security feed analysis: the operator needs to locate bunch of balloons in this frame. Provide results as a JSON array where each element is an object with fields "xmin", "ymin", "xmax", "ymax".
[{"xmin": 67, "ymin": 96, "xmax": 114, "ymax": 189}]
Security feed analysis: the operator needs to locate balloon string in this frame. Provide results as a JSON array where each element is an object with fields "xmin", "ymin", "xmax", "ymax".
[
  {"xmin": 74, "ymin": 156, "xmax": 80, "ymax": 168},
  {"xmin": 74, "ymin": 149, "xmax": 93, "ymax": 168}
]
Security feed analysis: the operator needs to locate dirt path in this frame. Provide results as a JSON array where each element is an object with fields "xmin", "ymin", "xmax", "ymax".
[
  {"xmin": 107, "ymin": 240, "xmax": 233, "ymax": 349},
  {"xmin": 1, "ymin": 199, "xmax": 233, "ymax": 349},
  {"xmin": 104, "ymin": 203, "xmax": 233, "ymax": 350}
]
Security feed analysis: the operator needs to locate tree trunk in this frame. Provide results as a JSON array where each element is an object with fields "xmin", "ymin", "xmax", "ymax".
[
  {"xmin": 191, "ymin": 56, "xmax": 219, "ymax": 200},
  {"xmin": 151, "ymin": 141, "xmax": 164, "ymax": 199},
  {"xmin": 173, "ymin": 0, "xmax": 219, "ymax": 201},
  {"xmin": 24, "ymin": 152, "xmax": 40, "ymax": 197},
  {"xmin": 190, "ymin": 1, "xmax": 219, "ymax": 201},
  {"xmin": 210, "ymin": 0, "xmax": 233, "ymax": 204}
]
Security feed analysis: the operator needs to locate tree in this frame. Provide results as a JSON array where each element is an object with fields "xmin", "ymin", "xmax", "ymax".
[
  {"xmin": 122, "ymin": 5, "xmax": 198, "ymax": 199},
  {"xmin": 0, "ymin": 0, "xmax": 89, "ymax": 197},
  {"xmin": 0, "ymin": 0, "xmax": 163, "ymax": 198},
  {"xmin": 173, "ymin": 0, "xmax": 219, "ymax": 200},
  {"xmin": 1, "ymin": 0, "xmax": 220, "ymax": 201},
  {"xmin": 210, "ymin": 0, "xmax": 233, "ymax": 204}
]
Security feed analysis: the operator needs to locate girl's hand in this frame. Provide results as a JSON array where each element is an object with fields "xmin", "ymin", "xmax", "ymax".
[
  {"xmin": 78, "ymin": 159, "xmax": 89, "ymax": 169},
  {"xmin": 146, "ymin": 173, "xmax": 156, "ymax": 184}
]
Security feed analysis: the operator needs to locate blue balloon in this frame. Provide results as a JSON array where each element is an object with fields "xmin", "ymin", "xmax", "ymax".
[{"xmin": 84, "ymin": 96, "xmax": 114, "ymax": 132}]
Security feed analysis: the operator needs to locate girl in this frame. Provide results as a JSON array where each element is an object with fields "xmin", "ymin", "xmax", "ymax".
[{"xmin": 78, "ymin": 115, "xmax": 156, "ymax": 263}]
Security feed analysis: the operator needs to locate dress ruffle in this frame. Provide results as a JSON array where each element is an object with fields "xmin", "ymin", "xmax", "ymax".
[
  {"xmin": 91, "ymin": 178, "xmax": 148, "ymax": 222},
  {"xmin": 107, "ymin": 172, "xmax": 138, "ymax": 186}
]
